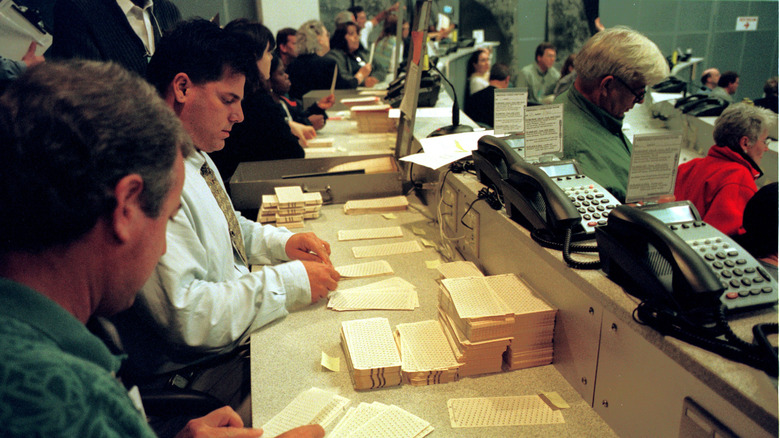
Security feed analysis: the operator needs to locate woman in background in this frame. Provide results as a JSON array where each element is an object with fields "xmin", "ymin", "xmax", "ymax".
[
  {"xmin": 270, "ymin": 54, "xmax": 333, "ymax": 131},
  {"xmin": 287, "ymin": 20, "xmax": 347, "ymax": 100},
  {"xmin": 466, "ymin": 48, "xmax": 490, "ymax": 95},
  {"xmin": 210, "ymin": 19, "xmax": 312, "ymax": 185},
  {"xmin": 324, "ymin": 20, "xmax": 379, "ymax": 89}
]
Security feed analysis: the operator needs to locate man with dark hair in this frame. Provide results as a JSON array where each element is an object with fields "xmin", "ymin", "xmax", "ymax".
[
  {"xmin": 0, "ymin": 59, "xmax": 271, "ymax": 437},
  {"xmin": 112, "ymin": 19, "xmax": 340, "ymax": 420},
  {"xmin": 276, "ymin": 27, "xmax": 298, "ymax": 68},
  {"xmin": 464, "ymin": 63, "xmax": 511, "ymax": 128},
  {"xmin": 517, "ymin": 42, "xmax": 560, "ymax": 104},
  {"xmin": 700, "ymin": 67, "xmax": 720, "ymax": 93},
  {"xmin": 711, "ymin": 70, "xmax": 739, "ymax": 103},
  {"xmin": 49, "ymin": 0, "xmax": 181, "ymax": 77}
]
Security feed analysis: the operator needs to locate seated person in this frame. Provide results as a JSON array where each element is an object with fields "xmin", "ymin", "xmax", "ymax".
[
  {"xmin": 324, "ymin": 20, "xmax": 381, "ymax": 88},
  {"xmin": 0, "ymin": 59, "xmax": 328, "ymax": 438},
  {"xmin": 209, "ymin": 19, "xmax": 313, "ymax": 184},
  {"xmin": 517, "ymin": 42, "xmax": 561, "ymax": 105},
  {"xmin": 463, "ymin": 63, "xmax": 511, "ymax": 128},
  {"xmin": 373, "ymin": 15, "xmax": 409, "ymax": 79},
  {"xmin": 270, "ymin": 54, "xmax": 334, "ymax": 131},
  {"xmin": 699, "ymin": 68, "xmax": 720, "ymax": 93},
  {"xmin": 710, "ymin": 71, "xmax": 739, "ymax": 104},
  {"xmin": 275, "ymin": 27, "xmax": 298, "ymax": 68},
  {"xmin": 287, "ymin": 20, "xmax": 351, "ymax": 100},
  {"xmin": 553, "ymin": 53, "xmax": 576, "ymax": 98},
  {"xmin": 675, "ymin": 103, "xmax": 773, "ymax": 236},
  {"xmin": 466, "ymin": 48, "xmax": 490, "ymax": 95},
  {"xmin": 554, "ymin": 26, "xmax": 668, "ymax": 202},
  {"xmin": 733, "ymin": 183, "xmax": 779, "ymax": 280},
  {"xmin": 111, "ymin": 19, "xmax": 340, "ymax": 419},
  {"xmin": 754, "ymin": 76, "xmax": 778, "ymax": 113}
]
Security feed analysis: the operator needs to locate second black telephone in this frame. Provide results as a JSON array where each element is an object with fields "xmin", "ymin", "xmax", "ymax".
[
  {"xmin": 473, "ymin": 135, "xmax": 621, "ymax": 241},
  {"xmin": 596, "ymin": 201, "xmax": 777, "ymax": 314}
]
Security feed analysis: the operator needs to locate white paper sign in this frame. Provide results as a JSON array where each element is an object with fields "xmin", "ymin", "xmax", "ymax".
[
  {"xmin": 494, "ymin": 88, "xmax": 528, "ymax": 135},
  {"xmin": 523, "ymin": 104, "xmax": 563, "ymax": 159},
  {"xmin": 625, "ymin": 132, "xmax": 683, "ymax": 204},
  {"xmin": 736, "ymin": 16, "xmax": 758, "ymax": 31}
]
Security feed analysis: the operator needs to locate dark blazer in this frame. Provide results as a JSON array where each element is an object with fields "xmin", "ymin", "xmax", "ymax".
[
  {"xmin": 287, "ymin": 53, "xmax": 344, "ymax": 100},
  {"xmin": 49, "ymin": 0, "xmax": 180, "ymax": 77},
  {"xmin": 464, "ymin": 85, "xmax": 497, "ymax": 128}
]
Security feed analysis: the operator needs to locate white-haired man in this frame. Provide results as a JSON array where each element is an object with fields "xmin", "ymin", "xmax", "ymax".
[{"xmin": 554, "ymin": 26, "xmax": 669, "ymax": 202}]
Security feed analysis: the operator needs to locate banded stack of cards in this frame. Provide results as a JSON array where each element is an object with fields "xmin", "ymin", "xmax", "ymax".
[
  {"xmin": 351, "ymin": 104, "xmax": 396, "ymax": 133},
  {"xmin": 394, "ymin": 320, "xmax": 460, "ymax": 386},
  {"xmin": 437, "ymin": 276, "xmax": 515, "ymax": 377},
  {"xmin": 343, "ymin": 195, "xmax": 408, "ymax": 215},
  {"xmin": 341, "ymin": 317, "xmax": 402, "ymax": 390},
  {"xmin": 258, "ymin": 186, "xmax": 322, "ymax": 228},
  {"xmin": 483, "ymin": 274, "xmax": 556, "ymax": 371}
]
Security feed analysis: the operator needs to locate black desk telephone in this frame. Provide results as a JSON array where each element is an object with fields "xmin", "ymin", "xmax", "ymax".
[
  {"xmin": 473, "ymin": 135, "xmax": 621, "ymax": 242},
  {"xmin": 596, "ymin": 202, "xmax": 778, "ymax": 375},
  {"xmin": 596, "ymin": 201, "xmax": 777, "ymax": 314},
  {"xmin": 674, "ymin": 94, "xmax": 729, "ymax": 117}
]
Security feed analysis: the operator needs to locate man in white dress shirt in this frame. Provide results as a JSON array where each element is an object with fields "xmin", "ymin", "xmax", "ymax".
[{"xmin": 111, "ymin": 19, "xmax": 340, "ymax": 420}]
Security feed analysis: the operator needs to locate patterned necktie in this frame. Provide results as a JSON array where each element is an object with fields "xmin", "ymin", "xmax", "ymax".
[{"xmin": 200, "ymin": 162, "xmax": 248, "ymax": 265}]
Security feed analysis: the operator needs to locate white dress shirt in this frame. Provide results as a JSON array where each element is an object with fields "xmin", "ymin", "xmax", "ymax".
[
  {"xmin": 114, "ymin": 151, "xmax": 310, "ymax": 375},
  {"xmin": 117, "ymin": 0, "xmax": 156, "ymax": 55}
]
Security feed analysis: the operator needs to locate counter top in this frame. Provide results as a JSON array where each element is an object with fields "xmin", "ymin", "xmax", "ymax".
[{"xmin": 249, "ymin": 197, "xmax": 617, "ymax": 436}]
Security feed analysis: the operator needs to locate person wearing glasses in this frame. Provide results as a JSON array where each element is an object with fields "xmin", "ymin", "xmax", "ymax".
[
  {"xmin": 554, "ymin": 26, "xmax": 668, "ymax": 202},
  {"xmin": 674, "ymin": 103, "xmax": 774, "ymax": 236}
]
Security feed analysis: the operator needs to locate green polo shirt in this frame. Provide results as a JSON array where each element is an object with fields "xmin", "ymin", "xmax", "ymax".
[
  {"xmin": 517, "ymin": 62, "xmax": 561, "ymax": 104},
  {"xmin": 0, "ymin": 277, "xmax": 156, "ymax": 437},
  {"xmin": 554, "ymin": 87, "xmax": 632, "ymax": 202}
]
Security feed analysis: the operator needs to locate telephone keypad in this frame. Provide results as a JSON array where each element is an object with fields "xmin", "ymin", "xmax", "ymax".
[
  {"xmin": 558, "ymin": 178, "xmax": 621, "ymax": 235},
  {"xmin": 680, "ymin": 222, "xmax": 777, "ymax": 309}
]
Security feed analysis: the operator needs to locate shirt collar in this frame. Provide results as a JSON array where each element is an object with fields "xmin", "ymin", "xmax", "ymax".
[
  {"xmin": 117, "ymin": 0, "xmax": 153, "ymax": 14},
  {"xmin": 0, "ymin": 277, "xmax": 123, "ymax": 373},
  {"xmin": 567, "ymin": 86, "xmax": 625, "ymax": 135}
]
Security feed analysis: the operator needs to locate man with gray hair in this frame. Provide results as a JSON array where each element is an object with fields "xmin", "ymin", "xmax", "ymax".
[
  {"xmin": 554, "ymin": 26, "xmax": 669, "ymax": 202},
  {"xmin": 675, "ymin": 103, "xmax": 775, "ymax": 236}
]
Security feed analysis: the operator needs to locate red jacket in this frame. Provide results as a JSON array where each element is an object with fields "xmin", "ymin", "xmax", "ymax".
[{"xmin": 675, "ymin": 145, "xmax": 760, "ymax": 236}]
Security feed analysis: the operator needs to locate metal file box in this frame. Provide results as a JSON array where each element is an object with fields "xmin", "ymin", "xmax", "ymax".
[{"xmin": 229, "ymin": 154, "xmax": 403, "ymax": 210}]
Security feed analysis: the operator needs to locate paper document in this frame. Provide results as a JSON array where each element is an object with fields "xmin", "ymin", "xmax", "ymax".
[
  {"xmin": 625, "ymin": 132, "xmax": 682, "ymax": 203},
  {"xmin": 493, "ymin": 88, "xmax": 528, "ymax": 135},
  {"xmin": 335, "ymin": 260, "xmax": 394, "ymax": 278},
  {"xmin": 524, "ymin": 104, "xmax": 563, "ymax": 159},
  {"xmin": 330, "ymin": 64, "xmax": 338, "ymax": 95}
]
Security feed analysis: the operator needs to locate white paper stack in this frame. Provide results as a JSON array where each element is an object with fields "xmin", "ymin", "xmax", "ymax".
[
  {"xmin": 484, "ymin": 274, "xmax": 556, "ymax": 370},
  {"xmin": 258, "ymin": 188, "xmax": 322, "ymax": 227},
  {"xmin": 260, "ymin": 387, "xmax": 350, "ymax": 438},
  {"xmin": 341, "ymin": 317, "xmax": 402, "ymax": 390},
  {"xmin": 351, "ymin": 104, "xmax": 396, "ymax": 133},
  {"xmin": 329, "ymin": 402, "xmax": 433, "ymax": 438},
  {"xmin": 437, "ymin": 277, "xmax": 515, "ymax": 377},
  {"xmin": 394, "ymin": 320, "xmax": 460, "ymax": 386},
  {"xmin": 343, "ymin": 195, "xmax": 408, "ymax": 215}
]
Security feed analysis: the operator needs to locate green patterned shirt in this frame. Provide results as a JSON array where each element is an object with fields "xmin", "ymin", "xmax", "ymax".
[{"xmin": 0, "ymin": 278, "xmax": 156, "ymax": 437}]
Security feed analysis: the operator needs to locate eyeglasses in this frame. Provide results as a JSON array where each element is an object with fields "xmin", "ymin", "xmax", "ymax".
[{"xmin": 613, "ymin": 76, "xmax": 646, "ymax": 104}]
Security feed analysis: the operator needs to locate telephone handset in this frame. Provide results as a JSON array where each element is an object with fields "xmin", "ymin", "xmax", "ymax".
[
  {"xmin": 596, "ymin": 201, "xmax": 777, "ymax": 313},
  {"xmin": 674, "ymin": 94, "xmax": 728, "ymax": 117},
  {"xmin": 473, "ymin": 135, "xmax": 621, "ymax": 241}
]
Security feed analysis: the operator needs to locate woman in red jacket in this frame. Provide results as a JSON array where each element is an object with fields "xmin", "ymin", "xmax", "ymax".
[{"xmin": 674, "ymin": 103, "xmax": 774, "ymax": 236}]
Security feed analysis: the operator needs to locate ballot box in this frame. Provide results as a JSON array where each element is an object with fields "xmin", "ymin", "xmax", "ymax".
[{"xmin": 229, "ymin": 154, "xmax": 403, "ymax": 210}]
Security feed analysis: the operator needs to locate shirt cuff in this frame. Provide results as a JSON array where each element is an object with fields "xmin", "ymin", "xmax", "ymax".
[
  {"xmin": 275, "ymin": 260, "xmax": 311, "ymax": 310},
  {"xmin": 270, "ymin": 227, "xmax": 295, "ymax": 261}
]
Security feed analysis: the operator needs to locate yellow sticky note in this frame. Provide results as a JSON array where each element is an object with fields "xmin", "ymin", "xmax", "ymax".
[
  {"xmin": 420, "ymin": 238, "xmax": 436, "ymax": 248},
  {"xmin": 425, "ymin": 259, "xmax": 442, "ymax": 269},
  {"xmin": 382, "ymin": 213, "xmax": 398, "ymax": 220},
  {"xmin": 539, "ymin": 391, "xmax": 570, "ymax": 410},
  {"xmin": 454, "ymin": 140, "xmax": 467, "ymax": 152},
  {"xmin": 412, "ymin": 226, "xmax": 426, "ymax": 236},
  {"xmin": 321, "ymin": 351, "xmax": 340, "ymax": 372}
]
